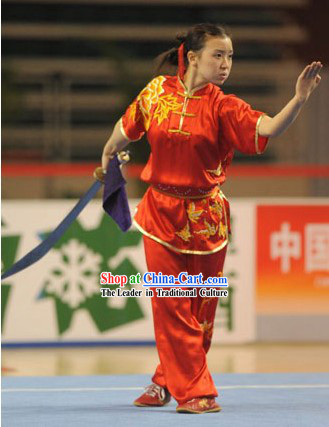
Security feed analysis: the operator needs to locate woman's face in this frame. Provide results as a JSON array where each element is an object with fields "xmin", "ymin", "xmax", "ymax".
[{"xmin": 189, "ymin": 36, "xmax": 233, "ymax": 86}]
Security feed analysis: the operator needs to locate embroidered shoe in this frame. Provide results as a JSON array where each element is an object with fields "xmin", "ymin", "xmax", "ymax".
[
  {"xmin": 134, "ymin": 384, "xmax": 171, "ymax": 407},
  {"xmin": 176, "ymin": 397, "xmax": 221, "ymax": 414}
]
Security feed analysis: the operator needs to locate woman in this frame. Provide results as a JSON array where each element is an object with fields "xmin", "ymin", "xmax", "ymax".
[{"xmin": 101, "ymin": 23, "xmax": 322, "ymax": 414}]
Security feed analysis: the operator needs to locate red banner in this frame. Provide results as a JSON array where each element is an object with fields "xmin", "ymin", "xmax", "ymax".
[{"xmin": 257, "ymin": 205, "xmax": 329, "ymax": 314}]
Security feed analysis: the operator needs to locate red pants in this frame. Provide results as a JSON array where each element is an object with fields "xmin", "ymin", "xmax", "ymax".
[{"xmin": 143, "ymin": 235, "xmax": 227, "ymax": 404}]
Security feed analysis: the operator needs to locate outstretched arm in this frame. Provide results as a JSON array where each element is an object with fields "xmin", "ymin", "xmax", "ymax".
[
  {"xmin": 259, "ymin": 61, "xmax": 323, "ymax": 138},
  {"xmin": 101, "ymin": 120, "xmax": 130, "ymax": 171}
]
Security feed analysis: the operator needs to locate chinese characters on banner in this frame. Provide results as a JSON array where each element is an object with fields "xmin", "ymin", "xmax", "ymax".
[{"xmin": 257, "ymin": 205, "xmax": 329, "ymax": 315}]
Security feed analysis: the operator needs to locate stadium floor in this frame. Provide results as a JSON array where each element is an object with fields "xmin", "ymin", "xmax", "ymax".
[{"xmin": 2, "ymin": 372, "xmax": 329, "ymax": 426}]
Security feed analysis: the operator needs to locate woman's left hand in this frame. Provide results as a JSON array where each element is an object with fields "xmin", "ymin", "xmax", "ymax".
[{"xmin": 295, "ymin": 61, "xmax": 323, "ymax": 103}]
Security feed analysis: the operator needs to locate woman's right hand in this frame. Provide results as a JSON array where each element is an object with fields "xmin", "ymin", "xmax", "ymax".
[{"xmin": 295, "ymin": 61, "xmax": 322, "ymax": 103}]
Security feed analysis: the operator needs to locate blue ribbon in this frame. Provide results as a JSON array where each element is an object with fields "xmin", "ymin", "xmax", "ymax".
[{"xmin": 1, "ymin": 157, "xmax": 131, "ymax": 281}]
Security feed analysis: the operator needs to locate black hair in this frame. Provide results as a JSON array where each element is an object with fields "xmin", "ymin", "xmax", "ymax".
[{"xmin": 153, "ymin": 23, "xmax": 231, "ymax": 76}]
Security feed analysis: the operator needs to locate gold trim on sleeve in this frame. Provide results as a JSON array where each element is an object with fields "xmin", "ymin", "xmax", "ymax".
[
  {"xmin": 133, "ymin": 219, "xmax": 228, "ymax": 255},
  {"xmin": 255, "ymin": 114, "xmax": 266, "ymax": 155},
  {"xmin": 119, "ymin": 117, "xmax": 141, "ymax": 142}
]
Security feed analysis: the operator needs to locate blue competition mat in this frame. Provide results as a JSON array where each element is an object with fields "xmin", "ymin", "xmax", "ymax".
[{"xmin": 2, "ymin": 373, "xmax": 329, "ymax": 426}]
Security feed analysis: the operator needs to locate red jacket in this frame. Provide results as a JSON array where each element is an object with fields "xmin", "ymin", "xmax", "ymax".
[{"xmin": 120, "ymin": 74, "xmax": 269, "ymax": 254}]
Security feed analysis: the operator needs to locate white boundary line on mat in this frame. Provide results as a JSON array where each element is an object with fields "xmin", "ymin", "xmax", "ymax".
[{"xmin": 2, "ymin": 384, "xmax": 329, "ymax": 393}]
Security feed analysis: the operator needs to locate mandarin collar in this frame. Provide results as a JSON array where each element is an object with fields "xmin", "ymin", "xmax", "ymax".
[{"xmin": 176, "ymin": 75, "xmax": 211, "ymax": 97}]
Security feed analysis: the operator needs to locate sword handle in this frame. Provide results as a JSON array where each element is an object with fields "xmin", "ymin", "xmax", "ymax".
[
  {"xmin": 93, "ymin": 167, "xmax": 106, "ymax": 184},
  {"xmin": 118, "ymin": 151, "xmax": 130, "ymax": 165}
]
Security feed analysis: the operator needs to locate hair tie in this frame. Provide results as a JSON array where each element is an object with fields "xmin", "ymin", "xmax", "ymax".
[{"xmin": 178, "ymin": 43, "xmax": 185, "ymax": 80}]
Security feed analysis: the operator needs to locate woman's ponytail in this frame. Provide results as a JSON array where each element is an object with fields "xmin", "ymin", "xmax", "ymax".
[{"xmin": 153, "ymin": 23, "xmax": 230, "ymax": 78}]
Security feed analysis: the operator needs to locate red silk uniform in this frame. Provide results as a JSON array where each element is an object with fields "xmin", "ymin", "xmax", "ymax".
[
  {"xmin": 120, "ymin": 75, "xmax": 269, "ymax": 403},
  {"xmin": 121, "ymin": 75, "xmax": 268, "ymax": 254}
]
